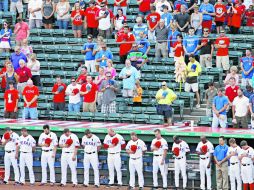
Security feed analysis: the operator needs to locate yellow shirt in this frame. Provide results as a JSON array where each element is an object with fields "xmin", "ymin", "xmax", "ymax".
[
  {"xmin": 187, "ymin": 61, "xmax": 202, "ymax": 77},
  {"xmin": 156, "ymin": 88, "xmax": 177, "ymax": 105},
  {"xmin": 133, "ymin": 87, "xmax": 143, "ymax": 103}
]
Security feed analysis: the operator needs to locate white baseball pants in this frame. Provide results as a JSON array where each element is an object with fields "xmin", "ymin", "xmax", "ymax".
[
  {"xmin": 153, "ymin": 155, "xmax": 167, "ymax": 188},
  {"xmin": 107, "ymin": 153, "xmax": 122, "ymax": 185},
  {"xmin": 4, "ymin": 151, "xmax": 20, "ymax": 182},
  {"xmin": 129, "ymin": 157, "xmax": 144, "ymax": 188},
  {"xmin": 199, "ymin": 158, "xmax": 211, "ymax": 190},
  {"xmin": 61, "ymin": 153, "xmax": 77, "ymax": 185},
  {"xmin": 83, "ymin": 153, "xmax": 100, "ymax": 186},
  {"xmin": 174, "ymin": 157, "xmax": 187, "ymax": 188},
  {"xmin": 19, "ymin": 152, "xmax": 35, "ymax": 184},
  {"xmin": 41, "ymin": 151, "xmax": 56, "ymax": 183},
  {"xmin": 229, "ymin": 163, "xmax": 242, "ymax": 190}
]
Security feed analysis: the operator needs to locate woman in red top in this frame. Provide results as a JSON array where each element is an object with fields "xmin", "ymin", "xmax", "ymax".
[
  {"xmin": 0, "ymin": 60, "xmax": 11, "ymax": 91},
  {"xmin": 214, "ymin": 0, "xmax": 226, "ymax": 34},
  {"xmin": 71, "ymin": 3, "xmax": 85, "ymax": 38},
  {"xmin": 227, "ymin": 0, "xmax": 244, "ymax": 34},
  {"xmin": 172, "ymin": 34, "xmax": 184, "ymax": 62},
  {"xmin": 245, "ymin": 5, "xmax": 254, "ymax": 26}
]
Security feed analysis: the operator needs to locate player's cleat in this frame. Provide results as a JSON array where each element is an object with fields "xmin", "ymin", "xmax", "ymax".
[
  {"xmin": 59, "ymin": 183, "xmax": 65, "ymax": 187},
  {"xmin": 128, "ymin": 186, "xmax": 134, "ymax": 190},
  {"xmin": 83, "ymin": 184, "xmax": 88, "ymax": 187},
  {"xmin": 39, "ymin": 183, "xmax": 45, "ymax": 186},
  {"xmin": 117, "ymin": 184, "xmax": 122, "ymax": 189},
  {"xmin": 19, "ymin": 183, "xmax": 25, "ymax": 186},
  {"xmin": 50, "ymin": 183, "xmax": 54, "ymax": 187},
  {"xmin": 163, "ymin": 188, "xmax": 167, "ymax": 190},
  {"xmin": 3, "ymin": 181, "xmax": 8, "ymax": 184},
  {"xmin": 14, "ymin": 182, "xmax": 20, "ymax": 186},
  {"xmin": 94, "ymin": 185, "xmax": 99, "ymax": 188},
  {"xmin": 72, "ymin": 184, "xmax": 77, "ymax": 187},
  {"xmin": 30, "ymin": 183, "xmax": 35, "ymax": 186},
  {"xmin": 106, "ymin": 184, "xmax": 114, "ymax": 188},
  {"xmin": 138, "ymin": 187, "xmax": 144, "ymax": 190},
  {"xmin": 151, "ymin": 187, "xmax": 159, "ymax": 190}
]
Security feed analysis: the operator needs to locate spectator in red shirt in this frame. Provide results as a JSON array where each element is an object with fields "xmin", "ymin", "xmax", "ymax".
[
  {"xmin": 52, "ymin": 75, "xmax": 67, "ymax": 111},
  {"xmin": 227, "ymin": 0, "xmax": 244, "ymax": 34},
  {"xmin": 116, "ymin": 25, "xmax": 136, "ymax": 64},
  {"xmin": 0, "ymin": 60, "xmax": 11, "ymax": 91},
  {"xmin": 16, "ymin": 59, "xmax": 32, "ymax": 94},
  {"xmin": 214, "ymin": 0, "xmax": 226, "ymax": 34},
  {"xmin": 84, "ymin": 0, "xmax": 100, "ymax": 37},
  {"xmin": 225, "ymin": 77, "xmax": 239, "ymax": 118},
  {"xmin": 76, "ymin": 66, "xmax": 88, "ymax": 84},
  {"xmin": 71, "ymin": 2, "xmax": 85, "ymax": 38},
  {"xmin": 80, "ymin": 75, "xmax": 98, "ymax": 112},
  {"xmin": 147, "ymin": 6, "xmax": 161, "ymax": 40},
  {"xmin": 214, "ymin": 30, "xmax": 230, "ymax": 71},
  {"xmin": 137, "ymin": 0, "xmax": 152, "ymax": 17},
  {"xmin": 245, "ymin": 5, "xmax": 254, "ymax": 26},
  {"xmin": 22, "ymin": 79, "xmax": 39, "ymax": 119},
  {"xmin": 113, "ymin": 0, "xmax": 127, "ymax": 15},
  {"xmin": 172, "ymin": 34, "xmax": 184, "ymax": 61},
  {"xmin": 4, "ymin": 81, "xmax": 19, "ymax": 119}
]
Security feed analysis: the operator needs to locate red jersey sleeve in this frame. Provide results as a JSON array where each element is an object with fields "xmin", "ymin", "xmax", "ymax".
[
  {"xmin": 27, "ymin": 68, "xmax": 32, "ymax": 78},
  {"xmin": 80, "ymin": 84, "xmax": 86, "ymax": 92}
]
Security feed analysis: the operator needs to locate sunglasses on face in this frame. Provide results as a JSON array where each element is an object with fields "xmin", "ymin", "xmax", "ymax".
[
  {"xmin": 71, "ymin": 81, "xmax": 75, "ymax": 82},
  {"xmin": 204, "ymin": 30, "xmax": 209, "ymax": 32}
]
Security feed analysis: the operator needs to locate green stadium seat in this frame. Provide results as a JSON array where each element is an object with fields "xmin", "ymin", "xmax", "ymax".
[
  {"xmin": 93, "ymin": 112, "xmax": 107, "ymax": 122},
  {"xmin": 135, "ymin": 114, "xmax": 150, "ymax": 123},
  {"xmin": 121, "ymin": 114, "xmax": 135, "ymax": 123},
  {"xmin": 58, "ymin": 46, "xmax": 71, "ymax": 54},
  {"xmin": 142, "ymin": 65, "xmax": 155, "ymax": 73},
  {"xmin": 40, "ymin": 70, "xmax": 54, "ymax": 78},
  {"xmin": 132, "ymin": 107, "xmax": 144, "ymax": 114},
  {"xmin": 67, "ymin": 111, "xmax": 81, "ymax": 120},
  {"xmin": 39, "ymin": 110, "xmax": 50, "ymax": 120},
  {"xmin": 45, "ymin": 45, "xmax": 59, "ymax": 54},
  {"xmin": 238, "ymin": 43, "xmax": 252, "ymax": 51},
  {"xmin": 38, "ymin": 103, "xmax": 51, "ymax": 110},
  {"xmin": 107, "ymin": 113, "xmax": 121, "ymax": 122},
  {"xmin": 37, "ymin": 53, "xmax": 49, "ymax": 61},
  {"xmin": 40, "ymin": 29, "xmax": 54, "ymax": 37},
  {"xmin": 145, "ymin": 107, "xmax": 157, "ymax": 114},
  {"xmin": 176, "ymin": 92, "xmax": 195, "ymax": 111},
  {"xmin": 71, "ymin": 46, "xmax": 83, "ymax": 54},
  {"xmin": 81, "ymin": 112, "xmax": 93, "ymax": 121},
  {"xmin": 55, "ymin": 37, "xmax": 69, "ymax": 44},
  {"xmin": 241, "ymin": 26, "xmax": 254, "ymax": 35},
  {"xmin": 198, "ymin": 116, "xmax": 212, "ymax": 126},
  {"xmin": 149, "ymin": 115, "xmax": 164, "ymax": 124},
  {"xmin": 172, "ymin": 100, "xmax": 184, "ymax": 119},
  {"xmin": 51, "ymin": 111, "xmax": 67, "ymax": 120},
  {"xmin": 48, "ymin": 54, "xmax": 62, "ymax": 61},
  {"xmin": 199, "ymin": 75, "xmax": 214, "ymax": 85}
]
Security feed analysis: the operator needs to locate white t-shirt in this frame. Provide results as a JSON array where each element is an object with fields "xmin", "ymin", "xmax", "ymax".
[
  {"xmin": 2, "ymin": 132, "xmax": 19, "ymax": 151},
  {"xmin": 103, "ymin": 133, "xmax": 125, "ymax": 154},
  {"xmin": 98, "ymin": 10, "xmax": 112, "ymax": 30},
  {"xmin": 28, "ymin": 0, "xmax": 43, "ymax": 20},
  {"xmin": 239, "ymin": 147, "xmax": 254, "ymax": 165},
  {"xmin": 126, "ymin": 139, "xmax": 147, "ymax": 158},
  {"xmin": 227, "ymin": 146, "xmax": 241, "ymax": 163},
  {"xmin": 172, "ymin": 140, "xmax": 190, "ymax": 158},
  {"xmin": 151, "ymin": 137, "xmax": 168, "ymax": 155},
  {"xmin": 59, "ymin": 133, "xmax": 80, "ymax": 153},
  {"xmin": 38, "ymin": 132, "xmax": 58, "ymax": 151},
  {"xmin": 196, "ymin": 140, "xmax": 214, "ymax": 159},
  {"xmin": 27, "ymin": 60, "xmax": 40, "ymax": 76},
  {"xmin": 82, "ymin": 134, "xmax": 101, "ymax": 153},
  {"xmin": 18, "ymin": 135, "xmax": 36, "ymax": 153},
  {"xmin": 233, "ymin": 96, "xmax": 249, "ymax": 117},
  {"xmin": 66, "ymin": 84, "xmax": 81, "ymax": 104}
]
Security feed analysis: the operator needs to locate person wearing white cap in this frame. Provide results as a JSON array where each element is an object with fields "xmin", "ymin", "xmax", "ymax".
[{"xmin": 155, "ymin": 81, "xmax": 177, "ymax": 126}]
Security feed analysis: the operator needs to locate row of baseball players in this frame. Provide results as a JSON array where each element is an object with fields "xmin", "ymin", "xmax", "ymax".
[{"xmin": 1, "ymin": 126, "xmax": 254, "ymax": 190}]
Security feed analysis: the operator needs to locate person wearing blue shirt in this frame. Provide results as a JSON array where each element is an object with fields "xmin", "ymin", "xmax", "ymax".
[
  {"xmin": 212, "ymin": 88, "xmax": 229, "ymax": 128},
  {"xmin": 213, "ymin": 136, "xmax": 229, "ymax": 190},
  {"xmin": 133, "ymin": 17, "xmax": 148, "ymax": 40},
  {"xmin": 183, "ymin": 27, "xmax": 199, "ymax": 62},
  {"xmin": 249, "ymin": 93, "xmax": 254, "ymax": 128},
  {"xmin": 199, "ymin": 0, "xmax": 215, "ymax": 31},
  {"xmin": 136, "ymin": 31, "xmax": 150, "ymax": 55},
  {"xmin": 240, "ymin": 49, "xmax": 254, "ymax": 87},
  {"xmin": 95, "ymin": 43, "xmax": 113, "ymax": 68},
  {"xmin": 10, "ymin": 46, "xmax": 28, "ymax": 71},
  {"xmin": 167, "ymin": 23, "xmax": 180, "ymax": 57},
  {"xmin": 243, "ymin": 85, "xmax": 253, "ymax": 99},
  {"xmin": 161, "ymin": 5, "xmax": 173, "ymax": 28},
  {"xmin": 82, "ymin": 34, "xmax": 96, "ymax": 73}
]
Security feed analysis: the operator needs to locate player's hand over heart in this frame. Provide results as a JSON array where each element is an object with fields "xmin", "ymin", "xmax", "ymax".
[
  {"xmin": 72, "ymin": 156, "xmax": 76, "ymax": 161},
  {"xmin": 160, "ymin": 159, "xmax": 164, "ymax": 165},
  {"xmin": 52, "ymin": 154, "xmax": 55, "ymax": 158},
  {"xmin": 15, "ymin": 153, "xmax": 18, "ymax": 160}
]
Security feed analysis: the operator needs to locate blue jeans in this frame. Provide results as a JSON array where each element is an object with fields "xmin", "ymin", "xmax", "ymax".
[
  {"xmin": 0, "ymin": 0, "xmax": 8, "ymax": 12},
  {"xmin": 57, "ymin": 20, "xmax": 69, "ymax": 30},
  {"xmin": 195, "ymin": 29, "xmax": 203, "ymax": 36},
  {"xmin": 22, "ymin": 107, "xmax": 38, "ymax": 119},
  {"xmin": 68, "ymin": 103, "xmax": 80, "ymax": 112}
]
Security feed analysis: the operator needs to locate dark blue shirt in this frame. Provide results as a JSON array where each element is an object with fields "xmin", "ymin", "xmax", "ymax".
[
  {"xmin": 213, "ymin": 144, "xmax": 228, "ymax": 161},
  {"xmin": 10, "ymin": 52, "xmax": 27, "ymax": 71}
]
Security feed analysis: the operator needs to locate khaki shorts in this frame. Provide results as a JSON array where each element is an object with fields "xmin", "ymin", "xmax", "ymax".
[
  {"xmin": 200, "ymin": 54, "xmax": 212, "ymax": 68},
  {"xmin": 10, "ymin": 1, "xmax": 23, "ymax": 13},
  {"xmin": 185, "ymin": 82, "xmax": 199, "ymax": 92},
  {"xmin": 122, "ymin": 89, "xmax": 133, "ymax": 97},
  {"xmin": 216, "ymin": 56, "xmax": 229, "ymax": 71},
  {"xmin": 83, "ymin": 102, "xmax": 96, "ymax": 112}
]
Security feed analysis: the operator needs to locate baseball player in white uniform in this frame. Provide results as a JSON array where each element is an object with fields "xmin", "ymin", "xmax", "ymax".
[
  {"xmin": 151, "ymin": 129, "xmax": 168, "ymax": 190},
  {"xmin": 81, "ymin": 129, "xmax": 101, "ymax": 187},
  {"xmin": 38, "ymin": 124, "xmax": 58, "ymax": 186},
  {"xmin": 18, "ymin": 127, "xmax": 36, "ymax": 185},
  {"xmin": 239, "ymin": 140, "xmax": 254, "ymax": 190},
  {"xmin": 196, "ymin": 136, "xmax": 214, "ymax": 190},
  {"xmin": 103, "ymin": 128, "xmax": 126, "ymax": 188},
  {"xmin": 172, "ymin": 135, "xmax": 190, "ymax": 190},
  {"xmin": 226, "ymin": 138, "xmax": 242, "ymax": 190},
  {"xmin": 1, "ymin": 127, "xmax": 20, "ymax": 185},
  {"xmin": 126, "ymin": 132, "xmax": 147, "ymax": 190},
  {"xmin": 59, "ymin": 128, "xmax": 80, "ymax": 187}
]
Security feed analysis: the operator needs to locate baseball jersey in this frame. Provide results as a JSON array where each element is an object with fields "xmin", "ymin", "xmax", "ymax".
[
  {"xmin": 18, "ymin": 135, "xmax": 36, "ymax": 153},
  {"xmin": 82, "ymin": 134, "xmax": 101, "ymax": 153},
  {"xmin": 103, "ymin": 134, "xmax": 125, "ymax": 154},
  {"xmin": 227, "ymin": 146, "xmax": 241, "ymax": 164},
  {"xmin": 2, "ymin": 132, "xmax": 19, "ymax": 151},
  {"xmin": 59, "ymin": 133, "xmax": 80, "ymax": 153},
  {"xmin": 196, "ymin": 141, "xmax": 214, "ymax": 159},
  {"xmin": 151, "ymin": 138, "xmax": 168, "ymax": 155},
  {"xmin": 38, "ymin": 132, "xmax": 58, "ymax": 151},
  {"xmin": 172, "ymin": 140, "xmax": 190, "ymax": 158},
  {"xmin": 126, "ymin": 139, "xmax": 147, "ymax": 158},
  {"xmin": 239, "ymin": 147, "xmax": 254, "ymax": 165}
]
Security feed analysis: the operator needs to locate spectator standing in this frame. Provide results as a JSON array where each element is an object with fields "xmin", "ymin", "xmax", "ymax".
[
  {"xmin": 113, "ymin": 0, "xmax": 127, "ymax": 15},
  {"xmin": 245, "ymin": 5, "xmax": 254, "ymax": 27},
  {"xmin": 66, "ymin": 77, "xmax": 81, "ymax": 112},
  {"xmin": 214, "ymin": 30, "xmax": 230, "ymax": 71},
  {"xmin": 155, "ymin": 81, "xmax": 177, "ymax": 125},
  {"xmin": 94, "ymin": 67, "xmax": 105, "ymax": 106},
  {"xmin": 196, "ymin": 28, "xmax": 213, "ymax": 68},
  {"xmin": 205, "ymin": 82, "xmax": 217, "ymax": 116},
  {"xmin": 232, "ymin": 89, "xmax": 249, "ymax": 128},
  {"xmin": 28, "ymin": 0, "xmax": 43, "ymax": 29},
  {"xmin": 10, "ymin": 46, "xmax": 28, "ymax": 71},
  {"xmin": 243, "ymin": 85, "xmax": 253, "ymax": 98},
  {"xmin": 224, "ymin": 66, "xmax": 239, "ymax": 87},
  {"xmin": 80, "ymin": 75, "xmax": 98, "ymax": 112},
  {"xmin": 22, "ymin": 79, "xmax": 39, "ymax": 119},
  {"xmin": 155, "ymin": 0, "xmax": 172, "ymax": 15},
  {"xmin": 175, "ymin": 5, "xmax": 190, "ymax": 33},
  {"xmin": 155, "ymin": 19, "xmax": 169, "ymax": 59},
  {"xmin": 10, "ymin": 0, "xmax": 23, "ymax": 19},
  {"xmin": 95, "ymin": 43, "xmax": 113, "ymax": 68},
  {"xmin": 41, "ymin": 0, "xmax": 55, "ymax": 29},
  {"xmin": 52, "ymin": 76, "xmax": 67, "ymax": 111},
  {"xmin": 5, "ymin": 64, "xmax": 18, "ymax": 90},
  {"xmin": 0, "ymin": 0, "xmax": 8, "ymax": 12},
  {"xmin": 199, "ymin": 0, "xmax": 215, "ymax": 31},
  {"xmin": 214, "ymin": 0, "xmax": 226, "ymax": 34},
  {"xmin": 183, "ymin": 27, "xmax": 199, "ymax": 62},
  {"xmin": 71, "ymin": 3, "xmax": 85, "ymax": 38},
  {"xmin": 168, "ymin": 23, "xmax": 180, "ymax": 58},
  {"xmin": 0, "ymin": 60, "xmax": 10, "ymax": 91},
  {"xmin": 160, "ymin": 5, "xmax": 173, "ymax": 28},
  {"xmin": 0, "ymin": 22, "xmax": 12, "ymax": 53},
  {"xmin": 147, "ymin": 6, "xmax": 161, "ymax": 40},
  {"xmin": 133, "ymin": 80, "xmax": 143, "ymax": 106},
  {"xmin": 225, "ymin": 77, "xmax": 239, "ymax": 119},
  {"xmin": 100, "ymin": 72, "xmax": 118, "ymax": 114},
  {"xmin": 137, "ymin": 31, "xmax": 151, "ymax": 55},
  {"xmin": 84, "ymin": 0, "xmax": 99, "ymax": 37},
  {"xmin": 119, "ymin": 59, "xmax": 140, "ymax": 98},
  {"xmin": 249, "ymin": 93, "xmax": 254, "ymax": 128},
  {"xmin": 137, "ymin": 0, "xmax": 151, "ymax": 17},
  {"xmin": 116, "ymin": 26, "xmax": 135, "ymax": 64},
  {"xmin": 27, "ymin": 53, "xmax": 41, "ymax": 87},
  {"xmin": 14, "ymin": 18, "xmax": 30, "ymax": 47},
  {"xmin": 133, "ymin": 17, "xmax": 148, "ymax": 40},
  {"xmin": 172, "ymin": 34, "xmax": 184, "ymax": 61},
  {"xmin": 20, "ymin": 39, "xmax": 33, "ymax": 59},
  {"xmin": 104, "ymin": 59, "xmax": 117, "ymax": 79},
  {"xmin": 191, "ymin": 6, "xmax": 203, "ymax": 36},
  {"xmin": 227, "ymin": 1, "xmax": 244, "ymax": 34},
  {"xmin": 16, "ymin": 59, "xmax": 32, "ymax": 94},
  {"xmin": 185, "ymin": 55, "xmax": 202, "ymax": 108},
  {"xmin": 95, "ymin": 3, "xmax": 114, "ymax": 39},
  {"xmin": 76, "ymin": 66, "xmax": 88, "ymax": 84},
  {"xmin": 82, "ymin": 34, "xmax": 96, "ymax": 73},
  {"xmin": 56, "ymin": 0, "xmax": 70, "ymax": 30},
  {"xmin": 212, "ymin": 88, "xmax": 229, "ymax": 128},
  {"xmin": 4, "ymin": 81, "xmax": 19, "ymax": 119},
  {"xmin": 113, "ymin": 8, "xmax": 126, "ymax": 31},
  {"xmin": 240, "ymin": 49, "xmax": 254, "ymax": 87}
]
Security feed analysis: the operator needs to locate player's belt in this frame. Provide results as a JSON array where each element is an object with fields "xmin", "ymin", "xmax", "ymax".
[
  {"xmin": 242, "ymin": 164, "xmax": 251, "ymax": 166},
  {"xmin": 42, "ymin": 149, "xmax": 53, "ymax": 152},
  {"xmin": 21, "ymin": 152, "xmax": 30, "ymax": 153},
  {"xmin": 85, "ymin": 151, "xmax": 96, "ymax": 154},
  {"xmin": 154, "ymin": 154, "xmax": 163, "ymax": 157},
  {"xmin": 230, "ymin": 162, "xmax": 238, "ymax": 165},
  {"xmin": 5, "ymin": 150, "xmax": 15, "ymax": 153},
  {"xmin": 109, "ymin": 152, "xmax": 120, "ymax": 154},
  {"xmin": 131, "ymin": 157, "xmax": 141, "ymax": 160},
  {"xmin": 200, "ymin": 157, "xmax": 209, "ymax": 160},
  {"xmin": 175, "ymin": 156, "xmax": 184, "ymax": 160},
  {"xmin": 64, "ymin": 152, "xmax": 73, "ymax": 153}
]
